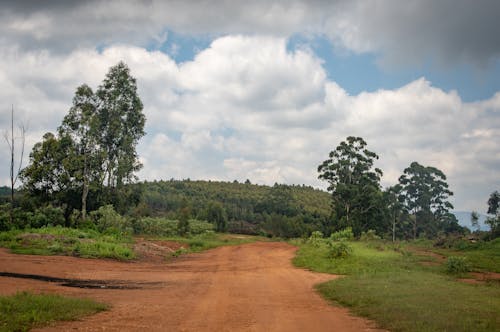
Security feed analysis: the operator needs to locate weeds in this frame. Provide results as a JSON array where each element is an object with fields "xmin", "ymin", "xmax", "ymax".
[{"xmin": 0, "ymin": 291, "xmax": 107, "ymax": 332}]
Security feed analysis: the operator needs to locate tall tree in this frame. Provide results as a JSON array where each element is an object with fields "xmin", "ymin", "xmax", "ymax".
[
  {"xmin": 58, "ymin": 84, "xmax": 103, "ymax": 220},
  {"xmin": 96, "ymin": 62, "xmax": 145, "ymax": 188},
  {"xmin": 486, "ymin": 190, "xmax": 500, "ymax": 236},
  {"xmin": 21, "ymin": 62, "xmax": 146, "ymax": 219},
  {"xmin": 318, "ymin": 136, "xmax": 383, "ymax": 235},
  {"xmin": 398, "ymin": 162, "xmax": 454, "ymax": 239},
  {"xmin": 384, "ymin": 184, "xmax": 404, "ymax": 242}
]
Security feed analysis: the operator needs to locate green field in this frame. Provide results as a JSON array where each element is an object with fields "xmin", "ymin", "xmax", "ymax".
[{"xmin": 293, "ymin": 239, "xmax": 500, "ymax": 332}]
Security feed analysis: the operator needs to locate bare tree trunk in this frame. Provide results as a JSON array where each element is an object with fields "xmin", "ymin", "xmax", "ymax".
[
  {"xmin": 4, "ymin": 105, "xmax": 25, "ymax": 227},
  {"xmin": 10, "ymin": 105, "xmax": 14, "ymax": 225}
]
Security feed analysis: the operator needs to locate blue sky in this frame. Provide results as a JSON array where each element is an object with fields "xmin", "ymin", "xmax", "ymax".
[{"xmin": 0, "ymin": 1, "xmax": 499, "ymax": 213}]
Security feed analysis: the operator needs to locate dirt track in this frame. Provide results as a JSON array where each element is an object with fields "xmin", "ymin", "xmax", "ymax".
[{"xmin": 0, "ymin": 242, "xmax": 383, "ymax": 331}]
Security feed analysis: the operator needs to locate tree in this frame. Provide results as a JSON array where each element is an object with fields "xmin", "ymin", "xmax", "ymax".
[
  {"xmin": 58, "ymin": 84, "xmax": 103, "ymax": 220},
  {"xmin": 318, "ymin": 136, "xmax": 384, "ymax": 236},
  {"xmin": 384, "ymin": 184, "xmax": 404, "ymax": 242},
  {"xmin": 486, "ymin": 191, "xmax": 500, "ymax": 236},
  {"xmin": 177, "ymin": 199, "xmax": 191, "ymax": 236},
  {"xmin": 3, "ymin": 105, "xmax": 26, "ymax": 226},
  {"xmin": 470, "ymin": 211, "xmax": 480, "ymax": 232},
  {"xmin": 21, "ymin": 62, "xmax": 146, "ymax": 220},
  {"xmin": 398, "ymin": 162, "xmax": 454, "ymax": 239},
  {"xmin": 96, "ymin": 62, "xmax": 145, "ymax": 189},
  {"xmin": 206, "ymin": 201, "xmax": 227, "ymax": 232}
]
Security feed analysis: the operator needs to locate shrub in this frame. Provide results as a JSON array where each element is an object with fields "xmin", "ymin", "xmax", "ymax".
[
  {"xmin": 330, "ymin": 227, "xmax": 354, "ymax": 242},
  {"xmin": 89, "ymin": 205, "xmax": 131, "ymax": 234},
  {"xmin": 28, "ymin": 205, "xmax": 65, "ymax": 228},
  {"xmin": 446, "ymin": 256, "xmax": 470, "ymax": 274},
  {"xmin": 308, "ymin": 231, "xmax": 324, "ymax": 246},
  {"xmin": 360, "ymin": 229, "xmax": 381, "ymax": 241},
  {"xmin": 328, "ymin": 241, "xmax": 353, "ymax": 258}
]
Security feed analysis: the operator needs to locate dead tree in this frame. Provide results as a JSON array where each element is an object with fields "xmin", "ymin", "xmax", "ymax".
[{"xmin": 3, "ymin": 105, "xmax": 25, "ymax": 225}]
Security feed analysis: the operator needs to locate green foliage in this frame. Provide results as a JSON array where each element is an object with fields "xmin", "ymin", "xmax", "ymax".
[
  {"xmin": 398, "ymin": 162, "xmax": 455, "ymax": 239},
  {"xmin": 21, "ymin": 62, "xmax": 146, "ymax": 221},
  {"xmin": 135, "ymin": 179, "xmax": 331, "ymax": 238},
  {"xmin": 0, "ymin": 226, "xmax": 134, "ymax": 260},
  {"xmin": 318, "ymin": 136, "xmax": 386, "ymax": 236},
  {"xmin": 445, "ymin": 256, "xmax": 470, "ymax": 274},
  {"xmin": 29, "ymin": 205, "xmax": 65, "ymax": 228},
  {"xmin": 89, "ymin": 205, "xmax": 131, "ymax": 234},
  {"xmin": 329, "ymin": 227, "xmax": 354, "ymax": 241},
  {"xmin": 328, "ymin": 241, "xmax": 353, "ymax": 258},
  {"xmin": 359, "ymin": 229, "xmax": 381, "ymax": 241},
  {"xmin": 177, "ymin": 206, "xmax": 191, "ymax": 236},
  {"xmin": 307, "ymin": 231, "xmax": 324, "ymax": 246},
  {"xmin": 0, "ymin": 291, "xmax": 107, "ymax": 332},
  {"xmin": 132, "ymin": 217, "xmax": 214, "ymax": 237},
  {"xmin": 205, "ymin": 201, "xmax": 227, "ymax": 232}
]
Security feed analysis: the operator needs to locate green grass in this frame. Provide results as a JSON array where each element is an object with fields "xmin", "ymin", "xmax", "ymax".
[
  {"xmin": 0, "ymin": 291, "xmax": 107, "ymax": 332},
  {"xmin": 155, "ymin": 232, "xmax": 267, "ymax": 256},
  {"xmin": 432, "ymin": 238, "xmax": 500, "ymax": 273},
  {"xmin": 293, "ymin": 240, "xmax": 500, "ymax": 332},
  {"xmin": 0, "ymin": 226, "xmax": 135, "ymax": 260}
]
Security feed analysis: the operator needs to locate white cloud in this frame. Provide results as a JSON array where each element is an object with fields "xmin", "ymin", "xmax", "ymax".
[
  {"xmin": 2, "ymin": 1, "xmax": 499, "ymax": 67},
  {"xmin": 0, "ymin": 36, "xmax": 498, "ymax": 212}
]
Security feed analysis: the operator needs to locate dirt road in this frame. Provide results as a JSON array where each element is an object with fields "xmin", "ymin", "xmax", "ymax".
[{"xmin": 0, "ymin": 242, "xmax": 383, "ymax": 331}]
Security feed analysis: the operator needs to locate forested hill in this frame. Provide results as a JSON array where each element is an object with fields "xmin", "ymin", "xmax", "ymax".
[{"xmin": 135, "ymin": 180, "xmax": 332, "ymax": 236}]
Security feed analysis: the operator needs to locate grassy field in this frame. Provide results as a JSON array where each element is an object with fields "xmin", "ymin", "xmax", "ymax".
[
  {"xmin": 0, "ymin": 226, "xmax": 135, "ymax": 260},
  {"xmin": 0, "ymin": 291, "xmax": 107, "ymax": 332},
  {"xmin": 293, "ymin": 239, "xmax": 500, "ymax": 332}
]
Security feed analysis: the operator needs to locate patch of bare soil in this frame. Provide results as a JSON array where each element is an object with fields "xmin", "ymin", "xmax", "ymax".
[
  {"xmin": 0, "ymin": 243, "xmax": 385, "ymax": 332},
  {"xmin": 133, "ymin": 238, "xmax": 188, "ymax": 263}
]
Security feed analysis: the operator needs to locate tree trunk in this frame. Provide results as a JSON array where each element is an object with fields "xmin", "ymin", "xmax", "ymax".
[
  {"xmin": 9, "ymin": 105, "xmax": 14, "ymax": 226},
  {"xmin": 392, "ymin": 211, "xmax": 396, "ymax": 242},
  {"xmin": 81, "ymin": 152, "xmax": 88, "ymax": 220}
]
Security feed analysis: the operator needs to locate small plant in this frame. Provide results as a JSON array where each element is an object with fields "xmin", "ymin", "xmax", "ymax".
[
  {"xmin": 328, "ymin": 241, "xmax": 353, "ymax": 258},
  {"xmin": 446, "ymin": 256, "xmax": 470, "ymax": 274},
  {"xmin": 308, "ymin": 231, "xmax": 324, "ymax": 246}
]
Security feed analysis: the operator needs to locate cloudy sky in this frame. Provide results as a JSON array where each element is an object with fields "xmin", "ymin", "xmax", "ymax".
[{"xmin": 1, "ymin": 0, "xmax": 499, "ymax": 213}]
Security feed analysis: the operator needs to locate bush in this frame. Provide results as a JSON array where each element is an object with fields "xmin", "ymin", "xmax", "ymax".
[
  {"xmin": 330, "ymin": 227, "xmax": 354, "ymax": 241},
  {"xmin": 308, "ymin": 231, "xmax": 324, "ymax": 246},
  {"xmin": 360, "ymin": 229, "xmax": 381, "ymax": 241},
  {"xmin": 328, "ymin": 241, "xmax": 353, "ymax": 258},
  {"xmin": 89, "ymin": 205, "xmax": 131, "ymax": 234},
  {"xmin": 28, "ymin": 205, "xmax": 65, "ymax": 228},
  {"xmin": 446, "ymin": 256, "xmax": 470, "ymax": 274}
]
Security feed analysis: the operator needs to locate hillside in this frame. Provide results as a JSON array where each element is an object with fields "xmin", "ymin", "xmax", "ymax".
[{"xmin": 136, "ymin": 179, "xmax": 332, "ymax": 236}]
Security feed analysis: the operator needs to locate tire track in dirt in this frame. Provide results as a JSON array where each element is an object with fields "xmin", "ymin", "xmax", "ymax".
[{"xmin": 0, "ymin": 243, "xmax": 384, "ymax": 331}]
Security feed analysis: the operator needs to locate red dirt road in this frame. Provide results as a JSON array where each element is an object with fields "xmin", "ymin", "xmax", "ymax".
[{"xmin": 0, "ymin": 242, "xmax": 384, "ymax": 331}]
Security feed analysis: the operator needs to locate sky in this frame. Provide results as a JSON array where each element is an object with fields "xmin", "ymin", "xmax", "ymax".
[{"xmin": 0, "ymin": 0, "xmax": 499, "ymax": 213}]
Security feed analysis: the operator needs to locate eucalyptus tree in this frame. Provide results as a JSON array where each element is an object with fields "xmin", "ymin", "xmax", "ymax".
[
  {"xmin": 398, "ymin": 162, "xmax": 454, "ymax": 239},
  {"xmin": 58, "ymin": 84, "xmax": 103, "ymax": 220},
  {"xmin": 96, "ymin": 61, "xmax": 145, "ymax": 189},
  {"xmin": 21, "ymin": 62, "xmax": 146, "ymax": 219},
  {"xmin": 318, "ymin": 136, "xmax": 384, "ymax": 235},
  {"xmin": 486, "ymin": 190, "xmax": 500, "ymax": 236}
]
